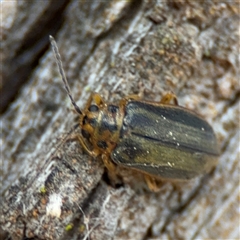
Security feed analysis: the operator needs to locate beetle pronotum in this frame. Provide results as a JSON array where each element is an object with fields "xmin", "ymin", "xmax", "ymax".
[{"xmin": 50, "ymin": 36, "xmax": 219, "ymax": 192}]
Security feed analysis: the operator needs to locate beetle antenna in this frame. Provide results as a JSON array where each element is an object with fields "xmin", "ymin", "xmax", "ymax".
[{"xmin": 49, "ymin": 35, "xmax": 82, "ymax": 115}]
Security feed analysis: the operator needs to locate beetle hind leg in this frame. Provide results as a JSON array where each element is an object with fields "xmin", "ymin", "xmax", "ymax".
[
  {"xmin": 119, "ymin": 94, "xmax": 141, "ymax": 108},
  {"xmin": 144, "ymin": 175, "xmax": 164, "ymax": 192},
  {"xmin": 160, "ymin": 92, "xmax": 178, "ymax": 105}
]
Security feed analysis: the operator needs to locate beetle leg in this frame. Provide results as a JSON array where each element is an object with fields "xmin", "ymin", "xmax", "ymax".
[
  {"xmin": 85, "ymin": 92, "xmax": 105, "ymax": 109},
  {"xmin": 102, "ymin": 154, "xmax": 117, "ymax": 173},
  {"xmin": 119, "ymin": 94, "xmax": 141, "ymax": 107},
  {"xmin": 67, "ymin": 133, "xmax": 100, "ymax": 158},
  {"xmin": 102, "ymin": 154, "xmax": 122, "ymax": 185},
  {"xmin": 125, "ymin": 94, "xmax": 141, "ymax": 101},
  {"xmin": 92, "ymin": 93, "xmax": 105, "ymax": 105},
  {"xmin": 102, "ymin": 154, "xmax": 126, "ymax": 188},
  {"xmin": 160, "ymin": 92, "xmax": 178, "ymax": 105},
  {"xmin": 77, "ymin": 135, "xmax": 100, "ymax": 157},
  {"xmin": 144, "ymin": 175, "xmax": 163, "ymax": 192}
]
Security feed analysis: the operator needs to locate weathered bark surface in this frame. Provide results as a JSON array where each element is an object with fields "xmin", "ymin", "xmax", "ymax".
[{"xmin": 1, "ymin": 1, "xmax": 239, "ymax": 240}]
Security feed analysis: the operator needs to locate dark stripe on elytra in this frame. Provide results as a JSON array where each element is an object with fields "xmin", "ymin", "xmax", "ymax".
[
  {"xmin": 125, "ymin": 163, "xmax": 198, "ymax": 180},
  {"xmin": 131, "ymin": 132, "xmax": 218, "ymax": 156},
  {"xmin": 127, "ymin": 101, "xmax": 213, "ymax": 132}
]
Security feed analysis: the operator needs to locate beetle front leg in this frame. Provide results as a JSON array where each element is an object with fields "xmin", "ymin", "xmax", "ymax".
[
  {"xmin": 77, "ymin": 135, "xmax": 100, "ymax": 157},
  {"xmin": 160, "ymin": 92, "xmax": 178, "ymax": 105},
  {"xmin": 66, "ymin": 133, "xmax": 100, "ymax": 158}
]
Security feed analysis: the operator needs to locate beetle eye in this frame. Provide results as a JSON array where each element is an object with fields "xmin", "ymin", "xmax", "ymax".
[
  {"xmin": 88, "ymin": 105, "xmax": 99, "ymax": 112},
  {"xmin": 82, "ymin": 129, "xmax": 90, "ymax": 139}
]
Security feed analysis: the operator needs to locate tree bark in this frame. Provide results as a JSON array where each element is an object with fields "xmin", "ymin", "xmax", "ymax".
[{"xmin": 1, "ymin": 1, "xmax": 239, "ymax": 240}]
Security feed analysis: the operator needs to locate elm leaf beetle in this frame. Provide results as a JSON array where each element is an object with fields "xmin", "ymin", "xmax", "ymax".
[{"xmin": 49, "ymin": 36, "xmax": 219, "ymax": 192}]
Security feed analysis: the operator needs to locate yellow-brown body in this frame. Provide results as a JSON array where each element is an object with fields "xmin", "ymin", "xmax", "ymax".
[{"xmin": 50, "ymin": 36, "xmax": 219, "ymax": 191}]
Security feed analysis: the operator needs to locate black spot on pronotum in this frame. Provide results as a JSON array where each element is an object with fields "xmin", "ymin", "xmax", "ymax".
[
  {"xmin": 83, "ymin": 116, "xmax": 88, "ymax": 125},
  {"xmin": 97, "ymin": 141, "xmax": 108, "ymax": 149},
  {"xmin": 108, "ymin": 105, "xmax": 119, "ymax": 114},
  {"xmin": 102, "ymin": 119, "xmax": 118, "ymax": 132},
  {"xmin": 89, "ymin": 118, "xmax": 97, "ymax": 127}
]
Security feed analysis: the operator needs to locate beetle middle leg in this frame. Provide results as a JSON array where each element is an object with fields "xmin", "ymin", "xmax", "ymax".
[
  {"xmin": 101, "ymin": 154, "xmax": 117, "ymax": 173},
  {"xmin": 102, "ymin": 154, "xmax": 123, "ymax": 186},
  {"xmin": 160, "ymin": 92, "xmax": 178, "ymax": 105}
]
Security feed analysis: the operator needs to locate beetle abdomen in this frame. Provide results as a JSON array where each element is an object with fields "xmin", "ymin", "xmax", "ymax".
[{"xmin": 111, "ymin": 101, "xmax": 219, "ymax": 180}]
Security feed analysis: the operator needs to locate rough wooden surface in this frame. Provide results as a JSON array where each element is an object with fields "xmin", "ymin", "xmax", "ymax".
[{"xmin": 1, "ymin": 1, "xmax": 239, "ymax": 240}]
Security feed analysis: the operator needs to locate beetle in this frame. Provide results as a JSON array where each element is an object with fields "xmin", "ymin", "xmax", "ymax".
[{"xmin": 49, "ymin": 36, "xmax": 219, "ymax": 191}]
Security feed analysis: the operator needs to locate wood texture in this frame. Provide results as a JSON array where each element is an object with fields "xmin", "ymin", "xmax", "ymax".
[{"xmin": 1, "ymin": 1, "xmax": 239, "ymax": 239}]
